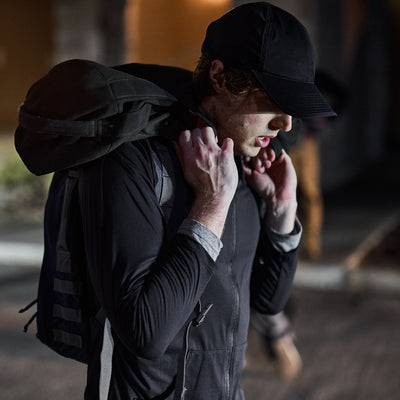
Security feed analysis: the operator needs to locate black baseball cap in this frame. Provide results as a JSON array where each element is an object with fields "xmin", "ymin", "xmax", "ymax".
[{"xmin": 201, "ymin": 2, "xmax": 336, "ymax": 118}]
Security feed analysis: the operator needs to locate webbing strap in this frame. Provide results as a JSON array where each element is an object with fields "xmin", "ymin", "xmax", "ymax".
[
  {"xmin": 56, "ymin": 170, "xmax": 80, "ymax": 273},
  {"xmin": 53, "ymin": 328, "xmax": 83, "ymax": 348},
  {"xmin": 151, "ymin": 140, "xmax": 176, "ymax": 222},
  {"xmin": 18, "ymin": 108, "xmax": 99, "ymax": 137},
  {"xmin": 53, "ymin": 304, "xmax": 82, "ymax": 323},
  {"xmin": 56, "ymin": 249, "xmax": 73, "ymax": 274},
  {"xmin": 53, "ymin": 278, "xmax": 82, "ymax": 296}
]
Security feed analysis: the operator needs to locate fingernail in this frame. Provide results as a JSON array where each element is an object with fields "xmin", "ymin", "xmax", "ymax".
[{"xmin": 182, "ymin": 130, "xmax": 190, "ymax": 140}]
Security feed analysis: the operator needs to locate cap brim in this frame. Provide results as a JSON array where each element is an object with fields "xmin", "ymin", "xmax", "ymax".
[{"xmin": 252, "ymin": 70, "xmax": 337, "ymax": 118}]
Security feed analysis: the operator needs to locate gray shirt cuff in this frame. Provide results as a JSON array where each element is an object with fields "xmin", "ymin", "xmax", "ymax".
[
  {"xmin": 264, "ymin": 216, "xmax": 303, "ymax": 253},
  {"xmin": 178, "ymin": 218, "xmax": 223, "ymax": 261}
]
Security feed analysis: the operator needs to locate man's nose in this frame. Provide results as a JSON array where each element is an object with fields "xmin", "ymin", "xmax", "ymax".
[{"xmin": 270, "ymin": 114, "xmax": 292, "ymax": 132}]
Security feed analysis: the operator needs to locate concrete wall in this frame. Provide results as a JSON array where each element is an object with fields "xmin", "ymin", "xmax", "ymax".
[
  {"xmin": 316, "ymin": 0, "xmax": 388, "ymax": 190},
  {"xmin": 53, "ymin": 0, "xmax": 125, "ymax": 66}
]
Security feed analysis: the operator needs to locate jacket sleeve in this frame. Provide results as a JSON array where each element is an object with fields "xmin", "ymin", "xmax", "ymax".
[
  {"xmin": 249, "ymin": 219, "xmax": 300, "ymax": 315},
  {"xmin": 79, "ymin": 141, "xmax": 217, "ymax": 359}
]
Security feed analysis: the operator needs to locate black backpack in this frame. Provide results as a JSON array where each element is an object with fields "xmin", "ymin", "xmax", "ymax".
[
  {"xmin": 19, "ymin": 142, "xmax": 177, "ymax": 363},
  {"xmin": 16, "ymin": 59, "xmax": 183, "ymax": 363}
]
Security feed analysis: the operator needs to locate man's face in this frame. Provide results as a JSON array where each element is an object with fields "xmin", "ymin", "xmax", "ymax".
[{"xmin": 211, "ymin": 89, "xmax": 292, "ymax": 157}]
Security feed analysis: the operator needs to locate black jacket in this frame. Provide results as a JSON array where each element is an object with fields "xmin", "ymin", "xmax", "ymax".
[{"xmin": 77, "ymin": 65, "xmax": 298, "ymax": 400}]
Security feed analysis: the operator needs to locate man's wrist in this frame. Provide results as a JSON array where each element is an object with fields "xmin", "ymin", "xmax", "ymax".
[
  {"xmin": 264, "ymin": 216, "xmax": 303, "ymax": 253},
  {"xmin": 188, "ymin": 198, "xmax": 230, "ymax": 239},
  {"xmin": 179, "ymin": 218, "xmax": 223, "ymax": 261},
  {"xmin": 265, "ymin": 199, "xmax": 298, "ymax": 234}
]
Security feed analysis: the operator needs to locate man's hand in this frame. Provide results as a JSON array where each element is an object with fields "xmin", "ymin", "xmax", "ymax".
[
  {"xmin": 177, "ymin": 127, "xmax": 238, "ymax": 238},
  {"xmin": 243, "ymin": 147, "xmax": 297, "ymax": 234}
]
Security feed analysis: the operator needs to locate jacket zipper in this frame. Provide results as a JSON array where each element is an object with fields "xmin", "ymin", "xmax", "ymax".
[{"xmin": 224, "ymin": 200, "xmax": 239, "ymax": 400}]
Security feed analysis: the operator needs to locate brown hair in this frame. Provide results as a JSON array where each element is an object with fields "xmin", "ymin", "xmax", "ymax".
[{"xmin": 193, "ymin": 53, "xmax": 261, "ymax": 100}]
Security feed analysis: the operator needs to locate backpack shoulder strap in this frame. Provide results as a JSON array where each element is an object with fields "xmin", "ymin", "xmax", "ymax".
[
  {"xmin": 56, "ymin": 169, "xmax": 80, "ymax": 267},
  {"xmin": 150, "ymin": 139, "xmax": 177, "ymax": 222}
]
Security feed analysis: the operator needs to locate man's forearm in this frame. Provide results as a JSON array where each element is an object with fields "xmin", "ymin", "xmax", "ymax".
[
  {"xmin": 179, "ymin": 218, "xmax": 223, "ymax": 261},
  {"xmin": 188, "ymin": 197, "xmax": 231, "ymax": 239},
  {"xmin": 265, "ymin": 198, "xmax": 298, "ymax": 234}
]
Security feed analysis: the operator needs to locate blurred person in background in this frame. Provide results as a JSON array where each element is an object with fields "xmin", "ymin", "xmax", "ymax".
[
  {"xmin": 290, "ymin": 70, "xmax": 349, "ymax": 261},
  {"xmin": 250, "ymin": 71, "xmax": 347, "ymax": 383}
]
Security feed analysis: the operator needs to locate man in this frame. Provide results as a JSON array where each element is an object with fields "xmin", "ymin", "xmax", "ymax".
[{"xmin": 79, "ymin": 2, "xmax": 335, "ymax": 399}]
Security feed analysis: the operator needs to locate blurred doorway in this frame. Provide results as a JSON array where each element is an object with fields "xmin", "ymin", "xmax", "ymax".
[
  {"xmin": 0, "ymin": 0, "xmax": 53, "ymax": 131},
  {"xmin": 125, "ymin": 0, "xmax": 230, "ymax": 71}
]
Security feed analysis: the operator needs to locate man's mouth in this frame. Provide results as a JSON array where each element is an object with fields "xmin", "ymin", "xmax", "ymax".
[{"xmin": 255, "ymin": 136, "xmax": 270, "ymax": 148}]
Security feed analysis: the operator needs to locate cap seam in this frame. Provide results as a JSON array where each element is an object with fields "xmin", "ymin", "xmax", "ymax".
[
  {"xmin": 253, "ymin": 69, "xmax": 314, "ymax": 84},
  {"xmin": 261, "ymin": 4, "xmax": 272, "ymax": 70}
]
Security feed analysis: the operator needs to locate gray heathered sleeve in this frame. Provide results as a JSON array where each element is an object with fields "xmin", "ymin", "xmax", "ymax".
[
  {"xmin": 178, "ymin": 218, "xmax": 223, "ymax": 262},
  {"xmin": 264, "ymin": 216, "xmax": 302, "ymax": 253}
]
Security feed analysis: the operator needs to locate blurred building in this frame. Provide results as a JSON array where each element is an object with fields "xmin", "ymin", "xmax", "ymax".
[{"xmin": 0, "ymin": 0, "xmax": 398, "ymax": 191}]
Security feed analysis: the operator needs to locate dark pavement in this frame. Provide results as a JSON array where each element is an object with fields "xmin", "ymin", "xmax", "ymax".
[
  {"xmin": 242, "ymin": 153, "xmax": 400, "ymax": 400},
  {"xmin": 1, "ymin": 151, "xmax": 400, "ymax": 399},
  {"xmin": 244, "ymin": 289, "xmax": 400, "ymax": 400}
]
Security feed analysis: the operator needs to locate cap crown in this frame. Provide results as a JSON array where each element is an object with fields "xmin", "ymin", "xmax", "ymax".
[{"xmin": 201, "ymin": 2, "xmax": 315, "ymax": 83}]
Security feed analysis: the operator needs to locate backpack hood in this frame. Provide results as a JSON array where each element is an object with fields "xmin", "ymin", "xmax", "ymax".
[{"xmin": 15, "ymin": 60, "xmax": 194, "ymax": 175}]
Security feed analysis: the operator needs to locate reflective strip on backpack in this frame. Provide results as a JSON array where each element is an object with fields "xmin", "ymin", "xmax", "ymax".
[
  {"xmin": 99, "ymin": 318, "xmax": 114, "ymax": 400},
  {"xmin": 53, "ymin": 304, "xmax": 82, "ymax": 323},
  {"xmin": 53, "ymin": 278, "xmax": 82, "ymax": 296},
  {"xmin": 53, "ymin": 328, "xmax": 83, "ymax": 348}
]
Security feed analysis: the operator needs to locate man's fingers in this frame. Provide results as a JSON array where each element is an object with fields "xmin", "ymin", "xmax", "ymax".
[
  {"xmin": 200, "ymin": 126, "xmax": 217, "ymax": 146},
  {"xmin": 266, "ymin": 147, "xmax": 276, "ymax": 163},
  {"xmin": 179, "ymin": 130, "xmax": 191, "ymax": 148},
  {"xmin": 180, "ymin": 128, "xmax": 231, "ymax": 165},
  {"xmin": 220, "ymin": 137, "xmax": 234, "ymax": 154},
  {"xmin": 189, "ymin": 128, "xmax": 203, "ymax": 147}
]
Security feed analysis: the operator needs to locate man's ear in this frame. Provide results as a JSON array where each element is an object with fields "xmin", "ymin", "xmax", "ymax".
[{"xmin": 209, "ymin": 60, "xmax": 226, "ymax": 94}]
